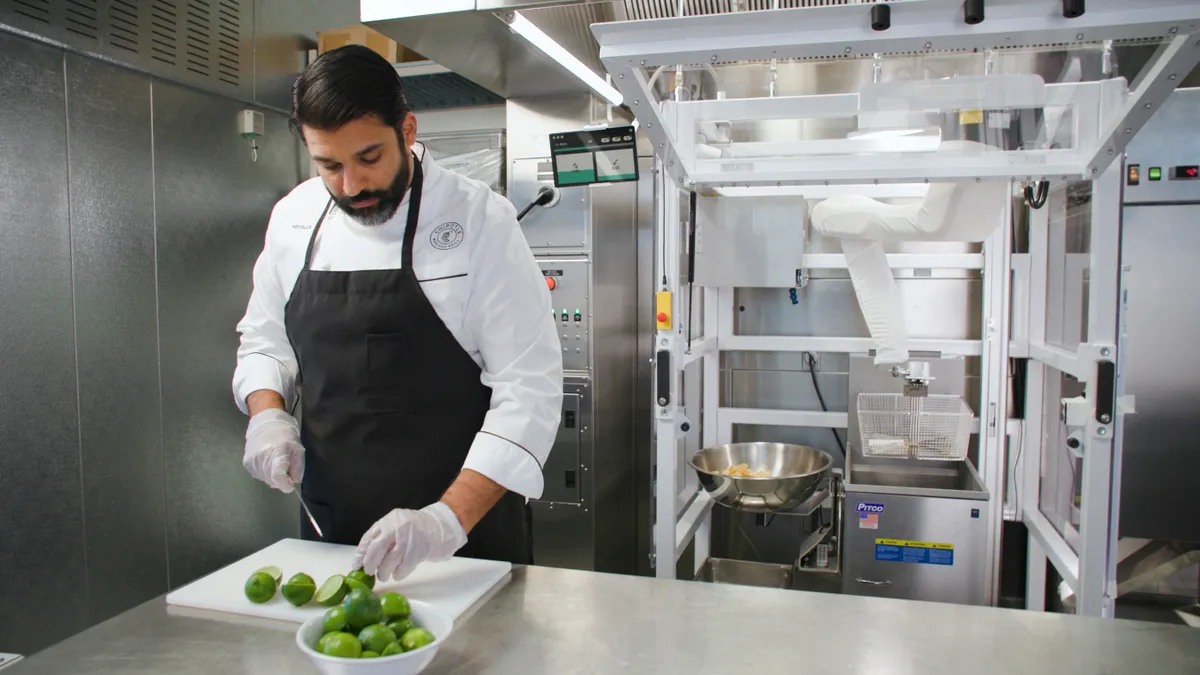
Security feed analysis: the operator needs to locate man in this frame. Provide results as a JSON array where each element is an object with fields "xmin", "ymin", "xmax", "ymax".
[{"xmin": 232, "ymin": 45, "xmax": 562, "ymax": 581}]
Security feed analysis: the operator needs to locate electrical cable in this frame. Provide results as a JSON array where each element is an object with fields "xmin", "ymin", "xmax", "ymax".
[
  {"xmin": 805, "ymin": 352, "xmax": 846, "ymax": 456},
  {"xmin": 516, "ymin": 186, "xmax": 556, "ymax": 222},
  {"xmin": 1024, "ymin": 180, "xmax": 1049, "ymax": 209}
]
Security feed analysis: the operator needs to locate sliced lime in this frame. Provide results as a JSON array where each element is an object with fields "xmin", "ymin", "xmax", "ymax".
[
  {"xmin": 254, "ymin": 565, "xmax": 283, "ymax": 584},
  {"xmin": 315, "ymin": 574, "xmax": 348, "ymax": 607}
]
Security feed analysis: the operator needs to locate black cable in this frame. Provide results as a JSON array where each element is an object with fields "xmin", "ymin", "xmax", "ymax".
[
  {"xmin": 806, "ymin": 352, "xmax": 846, "ymax": 456},
  {"xmin": 516, "ymin": 186, "xmax": 556, "ymax": 222},
  {"xmin": 1024, "ymin": 180, "xmax": 1049, "ymax": 209}
]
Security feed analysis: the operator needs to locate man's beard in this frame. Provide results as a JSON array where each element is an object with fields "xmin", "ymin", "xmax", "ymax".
[{"xmin": 332, "ymin": 159, "xmax": 411, "ymax": 226}]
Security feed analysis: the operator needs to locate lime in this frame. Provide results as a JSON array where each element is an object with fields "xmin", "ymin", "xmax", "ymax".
[
  {"xmin": 319, "ymin": 632, "xmax": 362, "ymax": 659},
  {"xmin": 315, "ymin": 574, "xmax": 348, "ymax": 607},
  {"xmin": 322, "ymin": 606, "xmax": 348, "ymax": 634},
  {"xmin": 344, "ymin": 576, "xmax": 370, "ymax": 594},
  {"xmin": 316, "ymin": 632, "xmax": 334, "ymax": 653},
  {"xmin": 244, "ymin": 571, "xmax": 277, "ymax": 604},
  {"xmin": 381, "ymin": 641, "xmax": 404, "ymax": 657},
  {"xmin": 348, "ymin": 569, "xmax": 376, "ymax": 590},
  {"xmin": 380, "ymin": 592, "xmax": 411, "ymax": 621},
  {"xmin": 343, "ymin": 588, "xmax": 383, "ymax": 633},
  {"xmin": 357, "ymin": 624, "xmax": 397, "ymax": 653},
  {"xmin": 386, "ymin": 618, "xmax": 414, "ymax": 637},
  {"xmin": 254, "ymin": 565, "xmax": 283, "ymax": 584},
  {"xmin": 281, "ymin": 573, "xmax": 316, "ymax": 607},
  {"xmin": 361, "ymin": 651, "xmax": 379, "ymax": 659},
  {"xmin": 400, "ymin": 627, "xmax": 436, "ymax": 651}
]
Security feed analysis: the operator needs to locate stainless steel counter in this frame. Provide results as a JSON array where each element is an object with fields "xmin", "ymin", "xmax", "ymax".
[{"xmin": 11, "ymin": 565, "xmax": 1200, "ymax": 674}]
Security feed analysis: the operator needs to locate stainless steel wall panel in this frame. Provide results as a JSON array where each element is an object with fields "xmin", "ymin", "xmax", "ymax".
[
  {"xmin": 589, "ymin": 170, "xmax": 640, "ymax": 575},
  {"xmin": 152, "ymin": 80, "xmax": 302, "ymax": 587},
  {"xmin": 1118, "ymin": 204, "xmax": 1200, "ymax": 543},
  {"xmin": 0, "ymin": 34, "xmax": 87, "ymax": 656},
  {"xmin": 65, "ymin": 53, "xmax": 169, "ymax": 626},
  {"xmin": 633, "ymin": 154, "xmax": 656, "ymax": 576}
]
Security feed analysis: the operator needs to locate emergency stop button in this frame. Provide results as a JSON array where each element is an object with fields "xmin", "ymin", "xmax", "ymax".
[{"xmin": 545, "ymin": 277, "xmax": 556, "ymax": 291}]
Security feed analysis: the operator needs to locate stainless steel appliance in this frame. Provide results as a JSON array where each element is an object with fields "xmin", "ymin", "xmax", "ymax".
[
  {"xmin": 506, "ymin": 96, "xmax": 651, "ymax": 574},
  {"xmin": 1119, "ymin": 87, "xmax": 1200, "ymax": 546},
  {"xmin": 840, "ymin": 355, "xmax": 992, "ymax": 605}
]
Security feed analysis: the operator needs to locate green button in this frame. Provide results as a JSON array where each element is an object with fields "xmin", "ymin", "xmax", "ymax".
[{"xmin": 1149, "ymin": 167, "xmax": 1162, "ymax": 181}]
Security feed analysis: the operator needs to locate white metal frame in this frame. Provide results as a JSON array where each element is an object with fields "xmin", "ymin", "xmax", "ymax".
[
  {"xmin": 626, "ymin": 0, "xmax": 1172, "ymax": 613},
  {"xmin": 594, "ymin": 0, "xmax": 1200, "ymax": 189},
  {"xmin": 1016, "ymin": 163, "xmax": 1126, "ymax": 617}
]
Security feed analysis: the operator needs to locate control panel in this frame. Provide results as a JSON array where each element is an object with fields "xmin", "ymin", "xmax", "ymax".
[
  {"xmin": 1124, "ymin": 88, "xmax": 1200, "ymax": 205},
  {"xmin": 539, "ymin": 258, "xmax": 590, "ymax": 372}
]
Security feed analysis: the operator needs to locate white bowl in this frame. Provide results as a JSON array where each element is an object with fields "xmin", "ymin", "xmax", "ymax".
[{"xmin": 295, "ymin": 599, "xmax": 454, "ymax": 675}]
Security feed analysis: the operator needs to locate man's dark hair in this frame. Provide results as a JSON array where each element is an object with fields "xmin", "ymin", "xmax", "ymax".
[{"xmin": 290, "ymin": 44, "xmax": 411, "ymax": 138}]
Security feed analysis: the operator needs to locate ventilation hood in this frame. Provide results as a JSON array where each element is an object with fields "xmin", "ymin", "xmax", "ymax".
[
  {"xmin": 362, "ymin": 1, "xmax": 618, "ymax": 101},
  {"xmin": 361, "ymin": 2, "xmax": 894, "ymax": 102}
]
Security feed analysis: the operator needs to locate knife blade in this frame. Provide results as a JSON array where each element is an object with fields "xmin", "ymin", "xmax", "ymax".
[{"xmin": 295, "ymin": 490, "xmax": 324, "ymax": 539}]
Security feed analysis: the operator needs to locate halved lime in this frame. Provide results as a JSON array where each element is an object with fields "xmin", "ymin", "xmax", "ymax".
[
  {"xmin": 347, "ymin": 569, "xmax": 376, "ymax": 590},
  {"xmin": 381, "ymin": 641, "xmax": 404, "ymax": 656},
  {"xmin": 400, "ymin": 627, "xmax": 435, "ymax": 651},
  {"xmin": 380, "ymin": 592, "xmax": 411, "ymax": 621},
  {"xmin": 315, "ymin": 574, "xmax": 348, "ymax": 607},
  {"xmin": 319, "ymin": 632, "xmax": 362, "ymax": 659},
  {"xmin": 344, "ymin": 576, "xmax": 370, "ymax": 594},
  {"xmin": 254, "ymin": 565, "xmax": 283, "ymax": 584},
  {"xmin": 281, "ymin": 573, "xmax": 316, "ymax": 607},
  {"xmin": 244, "ymin": 571, "xmax": 277, "ymax": 604}
]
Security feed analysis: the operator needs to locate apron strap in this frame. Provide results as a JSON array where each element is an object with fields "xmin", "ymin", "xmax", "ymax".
[
  {"xmin": 401, "ymin": 150, "xmax": 424, "ymax": 272},
  {"xmin": 302, "ymin": 198, "xmax": 334, "ymax": 270}
]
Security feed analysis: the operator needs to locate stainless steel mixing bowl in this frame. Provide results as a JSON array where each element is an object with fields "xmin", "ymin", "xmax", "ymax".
[{"xmin": 689, "ymin": 442, "xmax": 833, "ymax": 513}]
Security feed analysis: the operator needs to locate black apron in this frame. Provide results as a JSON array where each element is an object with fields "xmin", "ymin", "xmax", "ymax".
[{"xmin": 283, "ymin": 153, "xmax": 531, "ymax": 565}]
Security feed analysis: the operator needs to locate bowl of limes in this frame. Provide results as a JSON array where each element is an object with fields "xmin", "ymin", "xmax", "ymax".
[{"xmin": 296, "ymin": 583, "xmax": 452, "ymax": 675}]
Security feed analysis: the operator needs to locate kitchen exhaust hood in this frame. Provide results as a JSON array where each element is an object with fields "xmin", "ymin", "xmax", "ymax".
[{"xmin": 362, "ymin": 1, "xmax": 620, "ymax": 102}]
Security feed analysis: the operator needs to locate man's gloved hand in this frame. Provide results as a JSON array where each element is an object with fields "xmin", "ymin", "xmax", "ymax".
[
  {"xmin": 353, "ymin": 502, "xmax": 468, "ymax": 582},
  {"xmin": 242, "ymin": 408, "xmax": 305, "ymax": 493}
]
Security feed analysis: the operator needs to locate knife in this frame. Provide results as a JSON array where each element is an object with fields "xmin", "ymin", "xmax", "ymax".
[{"xmin": 295, "ymin": 490, "xmax": 325, "ymax": 539}]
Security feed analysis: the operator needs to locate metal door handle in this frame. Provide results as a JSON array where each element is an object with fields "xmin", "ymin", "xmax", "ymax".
[{"xmin": 855, "ymin": 578, "xmax": 891, "ymax": 586}]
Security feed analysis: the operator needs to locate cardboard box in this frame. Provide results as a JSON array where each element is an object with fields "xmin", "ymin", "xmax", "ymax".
[{"xmin": 317, "ymin": 25, "xmax": 425, "ymax": 64}]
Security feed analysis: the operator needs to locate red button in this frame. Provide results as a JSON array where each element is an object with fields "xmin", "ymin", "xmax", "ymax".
[
  {"xmin": 545, "ymin": 277, "xmax": 556, "ymax": 291},
  {"xmin": 657, "ymin": 312, "xmax": 668, "ymax": 323}
]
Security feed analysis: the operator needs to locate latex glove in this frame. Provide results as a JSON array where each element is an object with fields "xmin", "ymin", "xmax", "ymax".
[
  {"xmin": 242, "ymin": 408, "xmax": 305, "ymax": 493},
  {"xmin": 353, "ymin": 502, "xmax": 467, "ymax": 582}
]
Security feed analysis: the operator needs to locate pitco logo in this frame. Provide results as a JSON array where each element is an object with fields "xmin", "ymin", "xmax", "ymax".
[{"xmin": 857, "ymin": 502, "xmax": 885, "ymax": 514}]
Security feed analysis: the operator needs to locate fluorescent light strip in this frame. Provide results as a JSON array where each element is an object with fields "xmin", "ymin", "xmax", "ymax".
[{"xmin": 506, "ymin": 12, "xmax": 624, "ymax": 107}]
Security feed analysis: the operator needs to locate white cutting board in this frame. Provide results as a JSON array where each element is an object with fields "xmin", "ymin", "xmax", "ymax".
[{"xmin": 165, "ymin": 538, "xmax": 510, "ymax": 622}]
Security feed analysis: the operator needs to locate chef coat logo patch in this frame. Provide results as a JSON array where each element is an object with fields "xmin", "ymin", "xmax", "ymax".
[{"xmin": 431, "ymin": 222, "xmax": 464, "ymax": 250}]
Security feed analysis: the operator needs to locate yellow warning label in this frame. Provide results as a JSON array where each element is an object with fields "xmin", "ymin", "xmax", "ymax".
[
  {"xmin": 958, "ymin": 109, "xmax": 983, "ymax": 125},
  {"xmin": 876, "ymin": 538, "xmax": 954, "ymax": 550}
]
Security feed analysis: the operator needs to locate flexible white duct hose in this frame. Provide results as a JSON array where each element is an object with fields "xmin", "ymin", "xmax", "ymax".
[
  {"xmin": 839, "ymin": 238, "xmax": 910, "ymax": 365},
  {"xmin": 810, "ymin": 141, "xmax": 1008, "ymax": 364}
]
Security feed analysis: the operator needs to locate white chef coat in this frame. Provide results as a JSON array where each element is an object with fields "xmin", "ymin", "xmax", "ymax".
[{"xmin": 233, "ymin": 145, "xmax": 563, "ymax": 500}]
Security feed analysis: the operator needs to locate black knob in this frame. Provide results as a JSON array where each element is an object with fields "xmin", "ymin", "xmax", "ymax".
[
  {"xmin": 871, "ymin": 3, "xmax": 891, "ymax": 31},
  {"xmin": 964, "ymin": 0, "xmax": 985, "ymax": 25},
  {"xmin": 1066, "ymin": 436, "xmax": 1081, "ymax": 450},
  {"xmin": 681, "ymin": 422, "xmax": 691, "ymax": 433},
  {"xmin": 1062, "ymin": 0, "xmax": 1084, "ymax": 19}
]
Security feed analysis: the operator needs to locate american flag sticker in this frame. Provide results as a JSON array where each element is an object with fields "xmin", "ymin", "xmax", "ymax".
[{"xmin": 857, "ymin": 502, "xmax": 884, "ymax": 529}]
